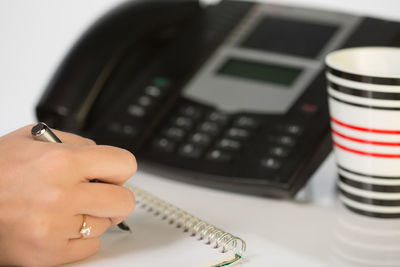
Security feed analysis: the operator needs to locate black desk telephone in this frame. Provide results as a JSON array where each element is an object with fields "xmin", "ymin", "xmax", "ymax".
[{"xmin": 36, "ymin": 0, "xmax": 400, "ymax": 198}]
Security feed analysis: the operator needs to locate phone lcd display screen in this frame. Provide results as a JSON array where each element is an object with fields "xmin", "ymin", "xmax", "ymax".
[
  {"xmin": 217, "ymin": 58, "xmax": 302, "ymax": 86},
  {"xmin": 241, "ymin": 17, "xmax": 338, "ymax": 58}
]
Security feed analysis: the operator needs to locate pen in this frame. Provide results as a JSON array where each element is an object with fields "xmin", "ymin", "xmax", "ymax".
[{"xmin": 31, "ymin": 122, "xmax": 131, "ymax": 232}]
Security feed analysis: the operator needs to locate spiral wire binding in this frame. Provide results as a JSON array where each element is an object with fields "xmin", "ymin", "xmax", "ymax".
[{"xmin": 126, "ymin": 184, "xmax": 246, "ymax": 258}]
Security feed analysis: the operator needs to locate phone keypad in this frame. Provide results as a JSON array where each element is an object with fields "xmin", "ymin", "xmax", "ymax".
[
  {"xmin": 148, "ymin": 99, "xmax": 308, "ymax": 184},
  {"xmin": 152, "ymin": 103, "xmax": 252, "ymax": 163}
]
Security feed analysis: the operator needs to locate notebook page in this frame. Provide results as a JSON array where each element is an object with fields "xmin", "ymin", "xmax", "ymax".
[{"xmin": 66, "ymin": 207, "xmax": 233, "ymax": 267}]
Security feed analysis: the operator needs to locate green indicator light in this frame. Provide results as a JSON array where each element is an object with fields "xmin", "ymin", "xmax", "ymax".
[{"xmin": 152, "ymin": 76, "xmax": 170, "ymax": 88}]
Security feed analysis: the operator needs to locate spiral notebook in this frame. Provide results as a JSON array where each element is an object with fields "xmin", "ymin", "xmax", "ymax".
[{"xmin": 70, "ymin": 184, "xmax": 246, "ymax": 267}]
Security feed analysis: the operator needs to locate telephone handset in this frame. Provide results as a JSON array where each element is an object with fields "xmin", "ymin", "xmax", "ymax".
[
  {"xmin": 37, "ymin": 0, "xmax": 400, "ymax": 197},
  {"xmin": 37, "ymin": 0, "xmax": 202, "ymax": 131}
]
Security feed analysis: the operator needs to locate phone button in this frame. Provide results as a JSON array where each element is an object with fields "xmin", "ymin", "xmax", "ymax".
[
  {"xmin": 189, "ymin": 132, "xmax": 212, "ymax": 146},
  {"xmin": 122, "ymin": 125, "xmax": 138, "ymax": 137},
  {"xmin": 173, "ymin": 116, "xmax": 194, "ymax": 130},
  {"xmin": 268, "ymin": 146, "xmax": 290, "ymax": 157},
  {"xmin": 267, "ymin": 134, "xmax": 297, "ymax": 146},
  {"xmin": 145, "ymin": 86, "xmax": 162, "ymax": 97},
  {"xmin": 276, "ymin": 123, "xmax": 303, "ymax": 135},
  {"xmin": 205, "ymin": 150, "xmax": 232, "ymax": 163},
  {"xmin": 234, "ymin": 116, "xmax": 260, "ymax": 129},
  {"xmin": 260, "ymin": 157, "xmax": 281, "ymax": 170},
  {"xmin": 153, "ymin": 138, "xmax": 176, "ymax": 153},
  {"xmin": 276, "ymin": 135, "xmax": 296, "ymax": 146},
  {"xmin": 216, "ymin": 138, "xmax": 241, "ymax": 151},
  {"xmin": 179, "ymin": 143, "xmax": 203, "ymax": 158},
  {"xmin": 179, "ymin": 105, "xmax": 203, "ymax": 120},
  {"xmin": 108, "ymin": 123, "xmax": 138, "ymax": 137},
  {"xmin": 127, "ymin": 104, "xmax": 146, "ymax": 118},
  {"xmin": 108, "ymin": 122, "xmax": 122, "ymax": 133},
  {"xmin": 208, "ymin": 111, "xmax": 230, "ymax": 125},
  {"xmin": 164, "ymin": 127, "xmax": 186, "ymax": 142},
  {"xmin": 137, "ymin": 96, "xmax": 153, "ymax": 107},
  {"xmin": 225, "ymin": 128, "xmax": 250, "ymax": 139},
  {"xmin": 198, "ymin": 121, "xmax": 220, "ymax": 136}
]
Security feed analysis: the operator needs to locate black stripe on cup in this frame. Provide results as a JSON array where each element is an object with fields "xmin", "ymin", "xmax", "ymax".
[
  {"xmin": 343, "ymin": 204, "xmax": 400, "ymax": 218},
  {"xmin": 339, "ymin": 175, "xmax": 400, "ymax": 192},
  {"xmin": 329, "ymin": 95, "xmax": 400, "ymax": 110},
  {"xmin": 328, "ymin": 81, "xmax": 400, "ymax": 100},
  {"xmin": 339, "ymin": 188, "xmax": 400, "ymax": 206},
  {"xmin": 328, "ymin": 67, "xmax": 400, "ymax": 86},
  {"xmin": 338, "ymin": 165, "xmax": 400, "ymax": 179}
]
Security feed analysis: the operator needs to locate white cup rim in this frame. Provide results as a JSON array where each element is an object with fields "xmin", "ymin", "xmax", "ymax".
[{"xmin": 326, "ymin": 46, "xmax": 400, "ymax": 79}]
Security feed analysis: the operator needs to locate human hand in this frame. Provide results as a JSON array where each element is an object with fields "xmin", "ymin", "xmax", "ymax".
[{"xmin": 0, "ymin": 125, "xmax": 136, "ymax": 266}]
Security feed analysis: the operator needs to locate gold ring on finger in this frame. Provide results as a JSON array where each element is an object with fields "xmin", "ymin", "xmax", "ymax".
[{"xmin": 79, "ymin": 214, "xmax": 92, "ymax": 238}]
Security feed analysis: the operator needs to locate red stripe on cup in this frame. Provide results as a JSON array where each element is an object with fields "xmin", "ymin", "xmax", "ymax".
[
  {"xmin": 332, "ymin": 129, "xmax": 400, "ymax": 146},
  {"xmin": 331, "ymin": 117, "xmax": 400, "ymax": 134},
  {"xmin": 333, "ymin": 141, "xmax": 400, "ymax": 158}
]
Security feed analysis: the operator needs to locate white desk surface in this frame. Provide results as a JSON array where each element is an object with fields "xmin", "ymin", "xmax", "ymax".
[{"xmin": 0, "ymin": 0, "xmax": 400, "ymax": 266}]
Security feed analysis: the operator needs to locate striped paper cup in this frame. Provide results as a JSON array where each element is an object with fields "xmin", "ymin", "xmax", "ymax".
[{"xmin": 325, "ymin": 47, "xmax": 400, "ymax": 218}]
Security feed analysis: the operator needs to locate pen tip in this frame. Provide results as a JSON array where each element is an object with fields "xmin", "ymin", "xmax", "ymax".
[{"xmin": 118, "ymin": 222, "xmax": 131, "ymax": 232}]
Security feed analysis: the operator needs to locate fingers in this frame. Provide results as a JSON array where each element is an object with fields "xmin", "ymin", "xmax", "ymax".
[
  {"xmin": 74, "ymin": 145, "xmax": 137, "ymax": 185},
  {"xmin": 110, "ymin": 216, "xmax": 127, "ymax": 226},
  {"xmin": 72, "ymin": 183, "xmax": 135, "ymax": 218},
  {"xmin": 68, "ymin": 215, "xmax": 112, "ymax": 239},
  {"xmin": 20, "ymin": 124, "xmax": 136, "ymax": 185},
  {"xmin": 63, "ymin": 238, "xmax": 101, "ymax": 264}
]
